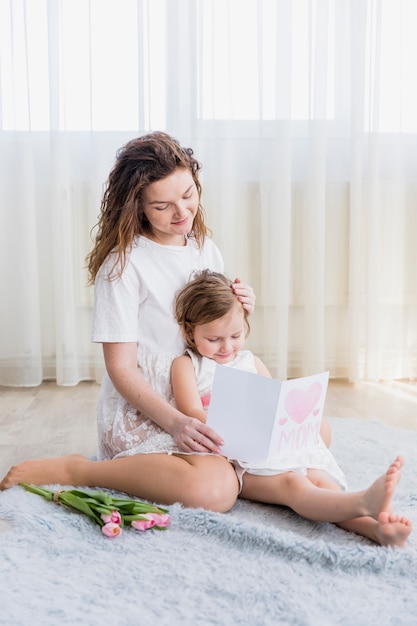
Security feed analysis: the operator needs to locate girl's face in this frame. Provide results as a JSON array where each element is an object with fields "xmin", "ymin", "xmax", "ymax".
[
  {"xmin": 193, "ymin": 302, "xmax": 246, "ymax": 364},
  {"xmin": 142, "ymin": 168, "xmax": 199, "ymax": 245}
]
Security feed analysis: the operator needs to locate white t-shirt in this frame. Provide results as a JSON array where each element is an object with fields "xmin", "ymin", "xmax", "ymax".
[
  {"xmin": 92, "ymin": 234, "xmax": 224, "ymax": 459},
  {"xmin": 92, "ymin": 235, "xmax": 224, "ymax": 356}
]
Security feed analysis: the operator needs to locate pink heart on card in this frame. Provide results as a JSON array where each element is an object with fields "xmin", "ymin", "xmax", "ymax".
[{"xmin": 284, "ymin": 382, "xmax": 322, "ymax": 424}]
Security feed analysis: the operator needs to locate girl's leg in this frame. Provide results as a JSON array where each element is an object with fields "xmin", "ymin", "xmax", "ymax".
[
  {"xmin": 240, "ymin": 456, "xmax": 404, "ymax": 523},
  {"xmin": 305, "ymin": 469, "xmax": 412, "ymax": 547},
  {"xmin": 0, "ymin": 453, "xmax": 239, "ymax": 513},
  {"xmin": 337, "ymin": 514, "xmax": 412, "ymax": 547}
]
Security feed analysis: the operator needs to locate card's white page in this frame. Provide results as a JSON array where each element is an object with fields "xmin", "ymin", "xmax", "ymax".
[
  {"xmin": 267, "ymin": 371, "xmax": 329, "ymax": 459},
  {"xmin": 206, "ymin": 365, "xmax": 282, "ymax": 464}
]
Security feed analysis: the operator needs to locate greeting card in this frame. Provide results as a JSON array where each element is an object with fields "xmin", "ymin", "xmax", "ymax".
[{"xmin": 206, "ymin": 367, "xmax": 329, "ymax": 464}]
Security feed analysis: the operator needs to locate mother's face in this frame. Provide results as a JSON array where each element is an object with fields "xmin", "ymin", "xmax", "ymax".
[{"xmin": 141, "ymin": 168, "xmax": 199, "ymax": 246}]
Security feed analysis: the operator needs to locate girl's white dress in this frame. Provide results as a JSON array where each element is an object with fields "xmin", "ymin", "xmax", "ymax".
[
  {"xmin": 186, "ymin": 349, "xmax": 347, "ymax": 489},
  {"xmin": 92, "ymin": 234, "xmax": 223, "ymax": 460}
]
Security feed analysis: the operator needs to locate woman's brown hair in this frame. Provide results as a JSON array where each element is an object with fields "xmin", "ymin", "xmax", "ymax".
[
  {"xmin": 86, "ymin": 131, "xmax": 210, "ymax": 284},
  {"xmin": 174, "ymin": 270, "xmax": 250, "ymax": 353}
]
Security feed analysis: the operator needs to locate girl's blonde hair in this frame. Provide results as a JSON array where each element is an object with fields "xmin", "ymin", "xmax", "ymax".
[
  {"xmin": 174, "ymin": 270, "xmax": 250, "ymax": 353},
  {"xmin": 86, "ymin": 131, "xmax": 210, "ymax": 284}
]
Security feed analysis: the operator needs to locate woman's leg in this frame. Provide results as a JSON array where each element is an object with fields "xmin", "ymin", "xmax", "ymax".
[
  {"xmin": 0, "ymin": 453, "xmax": 239, "ymax": 513},
  {"xmin": 240, "ymin": 456, "xmax": 404, "ymax": 523}
]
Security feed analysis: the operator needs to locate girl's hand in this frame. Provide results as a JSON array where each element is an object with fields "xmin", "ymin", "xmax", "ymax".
[
  {"xmin": 171, "ymin": 415, "xmax": 224, "ymax": 454},
  {"xmin": 232, "ymin": 277, "xmax": 256, "ymax": 315}
]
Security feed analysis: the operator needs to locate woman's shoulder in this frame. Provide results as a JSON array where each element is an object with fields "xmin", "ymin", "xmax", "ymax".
[
  {"xmin": 131, "ymin": 235, "xmax": 218, "ymax": 255},
  {"xmin": 198, "ymin": 236, "xmax": 220, "ymax": 252},
  {"xmin": 196, "ymin": 237, "xmax": 224, "ymax": 270}
]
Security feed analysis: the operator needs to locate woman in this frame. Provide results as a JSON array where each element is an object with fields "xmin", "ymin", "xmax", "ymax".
[{"xmin": 0, "ymin": 132, "xmax": 254, "ymax": 512}]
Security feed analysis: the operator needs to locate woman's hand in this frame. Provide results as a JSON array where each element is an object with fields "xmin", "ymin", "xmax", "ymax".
[
  {"xmin": 103, "ymin": 343, "xmax": 223, "ymax": 454},
  {"xmin": 171, "ymin": 414, "xmax": 225, "ymax": 454},
  {"xmin": 232, "ymin": 277, "xmax": 256, "ymax": 315}
]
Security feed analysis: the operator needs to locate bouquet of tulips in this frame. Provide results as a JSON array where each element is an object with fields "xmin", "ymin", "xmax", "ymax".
[{"xmin": 21, "ymin": 483, "xmax": 170, "ymax": 538}]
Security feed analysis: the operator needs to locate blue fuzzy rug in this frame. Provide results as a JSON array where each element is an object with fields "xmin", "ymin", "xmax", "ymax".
[{"xmin": 1, "ymin": 417, "xmax": 417, "ymax": 626}]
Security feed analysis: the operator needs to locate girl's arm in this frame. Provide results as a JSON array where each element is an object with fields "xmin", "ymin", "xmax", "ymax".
[
  {"xmin": 102, "ymin": 342, "xmax": 223, "ymax": 453},
  {"xmin": 170, "ymin": 355, "xmax": 207, "ymax": 423},
  {"xmin": 253, "ymin": 355, "xmax": 272, "ymax": 378},
  {"xmin": 171, "ymin": 353, "xmax": 272, "ymax": 425}
]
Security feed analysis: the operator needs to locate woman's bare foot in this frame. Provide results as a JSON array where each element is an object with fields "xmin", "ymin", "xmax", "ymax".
[
  {"xmin": 362, "ymin": 456, "xmax": 404, "ymax": 520},
  {"xmin": 0, "ymin": 454, "xmax": 87, "ymax": 490},
  {"xmin": 375, "ymin": 511, "xmax": 412, "ymax": 548}
]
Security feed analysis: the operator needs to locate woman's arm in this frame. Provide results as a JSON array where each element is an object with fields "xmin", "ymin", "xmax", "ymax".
[
  {"xmin": 102, "ymin": 342, "xmax": 224, "ymax": 454},
  {"xmin": 170, "ymin": 355, "xmax": 207, "ymax": 423}
]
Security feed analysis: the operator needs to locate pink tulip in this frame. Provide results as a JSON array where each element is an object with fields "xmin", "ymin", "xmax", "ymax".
[
  {"xmin": 149, "ymin": 513, "xmax": 171, "ymax": 528},
  {"xmin": 131, "ymin": 515, "xmax": 156, "ymax": 531},
  {"xmin": 101, "ymin": 522, "xmax": 122, "ymax": 538},
  {"xmin": 101, "ymin": 510, "xmax": 122, "ymax": 525},
  {"xmin": 131, "ymin": 512, "xmax": 171, "ymax": 531}
]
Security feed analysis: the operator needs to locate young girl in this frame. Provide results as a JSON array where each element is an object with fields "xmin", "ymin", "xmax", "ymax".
[{"xmin": 171, "ymin": 270, "xmax": 412, "ymax": 547}]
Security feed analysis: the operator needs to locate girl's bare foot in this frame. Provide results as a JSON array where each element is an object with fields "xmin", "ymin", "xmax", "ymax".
[
  {"xmin": 363, "ymin": 456, "xmax": 404, "ymax": 520},
  {"xmin": 0, "ymin": 454, "xmax": 87, "ymax": 490},
  {"xmin": 376, "ymin": 511, "xmax": 412, "ymax": 548}
]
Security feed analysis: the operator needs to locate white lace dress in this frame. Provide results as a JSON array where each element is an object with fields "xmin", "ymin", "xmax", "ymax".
[
  {"xmin": 92, "ymin": 235, "xmax": 224, "ymax": 460},
  {"xmin": 97, "ymin": 349, "xmax": 186, "ymax": 459}
]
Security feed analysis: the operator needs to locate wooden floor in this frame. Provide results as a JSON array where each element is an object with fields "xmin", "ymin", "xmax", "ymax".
[{"xmin": 1, "ymin": 378, "xmax": 417, "ymax": 483}]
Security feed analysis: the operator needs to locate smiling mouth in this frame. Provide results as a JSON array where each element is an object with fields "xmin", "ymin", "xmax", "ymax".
[{"xmin": 172, "ymin": 217, "xmax": 189, "ymax": 226}]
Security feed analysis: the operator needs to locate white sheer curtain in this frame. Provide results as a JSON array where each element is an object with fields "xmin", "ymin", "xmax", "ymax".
[{"xmin": 1, "ymin": 0, "xmax": 416, "ymax": 386}]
